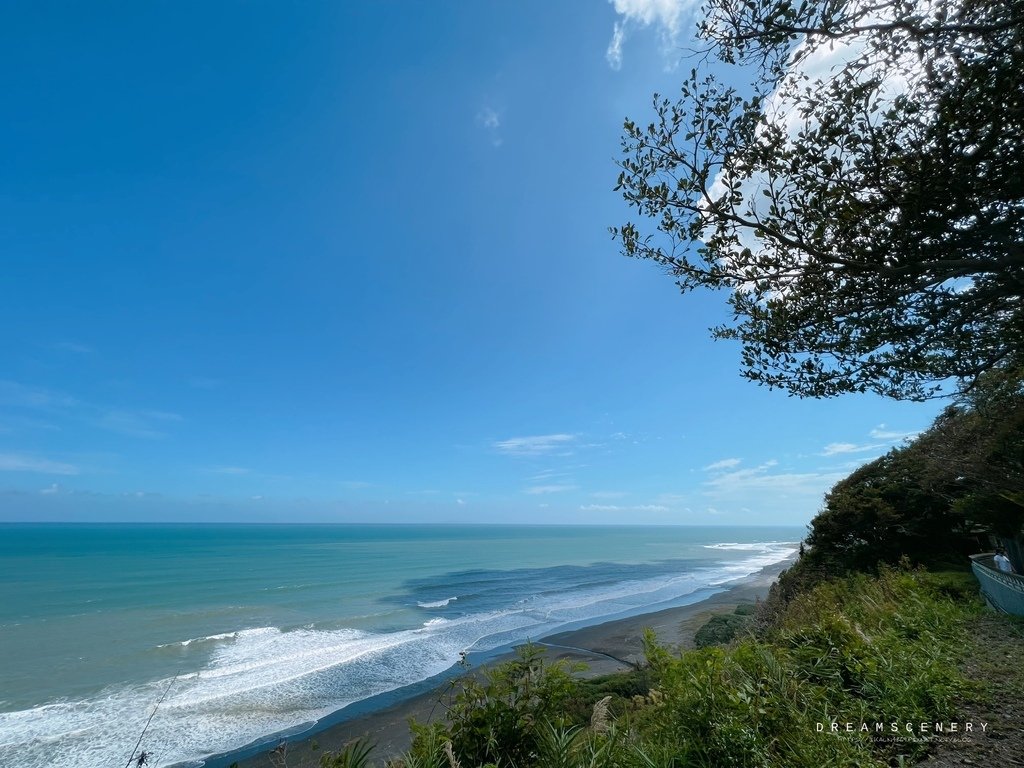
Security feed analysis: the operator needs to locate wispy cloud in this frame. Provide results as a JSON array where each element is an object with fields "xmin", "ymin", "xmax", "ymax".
[
  {"xmin": 590, "ymin": 490, "xmax": 628, "ymax": 499},
  {"xmin": 525, "ymin": 484, "xmax": 578, "ymax": 495},
  {"xmin": 870, "ymin": 424, "xmax": 920, "ymax": 441},
  {"xmin": 1, "ymin": 379, "xmax": 182, "ymax": 440},
  {"xmin": 821, "ymin": 442, "xmax": 883, "ymax": 456},
  {"xmin": 206, "ymin": 465, "xmax": 251, "ymax": 475},
  {"xmin": 53, "ymin": 341, "xmax": 94, "ymax": 354},
  {"xmin": 702, "ymin": 459, "xmax": 845, "ymax": 506},
  {"xmin": 493, "ymin": 434, "xmax": 576, "ymax": 457},
  {"xmin": 606, "ymin": 0, "xmax": 698, "ymax": 69},
  {"xmin": 530, "ymin": 469, "xmax": 575, "ymax": 483},
  {"xmin": 580, "ymin": 503, "xmax": 669, "ymax": 512},
  {"xmin": 0, "ymin": 453, "xmax": 79, "ymax": 475},
  {"xmin": 0, "ymin": 380, "xmax": 77, "ymax": 410},
  {"xmin": 703, "ymin": 457, "xmax": 742, "ymax": 472},
  {"xmin": 606, "ymin": 22, "xmax": 627, "ymax": 69},
  {"xmin": 92, "ymin": 408, "xmax": 182, "ymax": 439},
  {"xmin": 476, "ymin": 106, "xmax": 503, "ymax": 147}
]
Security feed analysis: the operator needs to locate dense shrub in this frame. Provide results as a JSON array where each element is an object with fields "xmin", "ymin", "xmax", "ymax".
[
  {"xmin": 693, "ymin": 605, "xmax": 753, "ymax": 649},
  {"xmin": 392, "ymin": 565, "xmax": 978, "ymax": 768}
]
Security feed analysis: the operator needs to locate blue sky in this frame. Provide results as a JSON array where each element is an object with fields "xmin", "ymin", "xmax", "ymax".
[{"xmin": 0, "ymin": 1, "xmax": 942, "ymax": 525}]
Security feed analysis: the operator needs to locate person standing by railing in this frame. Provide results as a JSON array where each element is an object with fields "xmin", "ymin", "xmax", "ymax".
[{"xmin": 994, "ymin": 547, "xmax": 1016, "ymax": 574}]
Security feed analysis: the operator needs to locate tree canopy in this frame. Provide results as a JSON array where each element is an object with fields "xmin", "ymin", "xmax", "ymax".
[
  {"xmin": 788, "ymin": 366, "xmax": 1024, "ymax": 582},
  {"xmin": 613, "ymin": 0, "xmax": 1024, "ymax": 400}
]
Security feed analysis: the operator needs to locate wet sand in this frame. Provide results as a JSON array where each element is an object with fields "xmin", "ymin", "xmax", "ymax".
[{"xmin": 230, "ymin": 558, "xmax": 792, "ymax": 768}]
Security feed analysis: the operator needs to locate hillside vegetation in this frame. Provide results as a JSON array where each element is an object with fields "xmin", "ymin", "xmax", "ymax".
[
  {"xmin": 315, "ymin": 567, "xmax": 980, "ymax": 768},
  {"xmin": 314, "ymin": 369, "xmax": 1024, "ymax": 767}
]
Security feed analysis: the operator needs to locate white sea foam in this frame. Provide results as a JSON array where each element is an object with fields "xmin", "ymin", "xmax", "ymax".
[
  {"xmin": 417, "ymin": 596, "xmax": 457, "ymax": 608},
  {"xmin": 1, "ymin": 540, "xmax": 799, "ymax": 768},
  {"xmin": 704, "ymin": 541, "xmax": 794, "ymax": 551},
  {"xmin": 704, "ymin": 541, "xmax": 799, "ymax": 584},
  {"xmin": 157, "ymin": 631, "xmax": 240, "ymax": 648}
]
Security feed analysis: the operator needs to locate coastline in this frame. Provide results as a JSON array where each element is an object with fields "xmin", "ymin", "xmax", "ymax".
[{"xmin": 226, "ymin": 557, "xmax": 793, "ymax": 768}]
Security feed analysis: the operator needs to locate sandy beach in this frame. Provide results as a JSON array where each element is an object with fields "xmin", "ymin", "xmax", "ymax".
[{"xmin": 228, "ymin": 558, "xmax": 792, "ymax": 768}]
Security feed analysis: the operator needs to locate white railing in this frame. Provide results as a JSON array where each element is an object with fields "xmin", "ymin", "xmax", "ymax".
[{"xmin": 970, "ymin": 553, "xmax": 1024, "ymax": 616}]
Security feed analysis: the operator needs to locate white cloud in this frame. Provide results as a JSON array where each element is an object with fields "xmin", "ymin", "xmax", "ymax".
[
  {"xmin": 456, "ymin": 498, "xmax": 466, "ymax": 506},
  {"xmin": 703, "ymin": 457, "xmax": 742, "ymax": 472},
  {"xmin": 606, "ymin": 0, "xmax": 698, "ymax": 68},
  {"xmin": 580, "ymin": 503, "xmax": 669, "ymax": 512},
  {"xmin": 702, "ymin": 460, "xmax": 845, "ymax": 508},
  {"xmin": 530, "ymin": 468, "xmax": 570, "ymax": 481},
  {"xmin": 590, "ymin": 490, "xmax": 628, "ymax": 499},
  {"xmin": 606, "ymin": 21, "xmax": 626, "ymax": 69},
  {"xmin": 40, "ymin": 483, "xmax": 62, "ymax": 495},
  {"xmin": 0, "ymin": 453, "xmax": 79, "ymax": 475},
  {"xmin": 525, "ymin": 484, "xmax": 578, "ymax": 495},
  {"xmin": 870, "ymin": 424, "xmax": 920, "ymax": 441},
  {"xmin": 493, "ymin": 434, "xmax": 576, "ymax": 457},
  {"xmin": 479, "ymin": 107, "xmax": 499, "ymax": 130},
  {"xmin": 1, "ymin": 380, "xmax": 183, "ymax": 440},
  {"xmin": 476, "ymin": 106, "xmax": 503, "ymax": 147},
  {"xmin": 821, "ymin": 442, "xmax": 883, "ymax": 456},
  {"xmin": 821, "ymin": 442, "xmax": 859, "ymax": 455},
  {"xmin": 610, "ymin": 0, "xmax": 689, "ymax": 32}
]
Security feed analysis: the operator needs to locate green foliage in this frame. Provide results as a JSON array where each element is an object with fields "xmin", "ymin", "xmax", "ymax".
[
  {"xmin": 535, "ymin": 723, "xmax": 584, "ymax": 768},
  {"xmin": 806, "ymin": 446, "xmax": 972, "ymax": 573},
  {"xmin": 409, "ymin": 644, "xmax": 585, "ymax": 768},
  {"xmin": 916, "ymin": 569, "xmax": 983, "ymax": 602},
  {"xmin": 613, "ymin": 0, "xmax": 1024, "ymax": 400},
  {"xmin": 773, "ymin": 567, "xmax": 976, "ymax": 732},
  {"xmin": 693, "ymin": 611, "xmax": 751, "ymax": 649},
  {"xmin": 393, "ymin": 722, "xmax": 451, "ymax": 768},
  {"xmin": 394, "ymin": 566, "xmax": 978, "ymax": 768},
  {"xmin": 639, "ymin": 636, "xmax": 877, "ymax": 767},
  {"xmin": 780, "ymin": 370, "xmax": 1024, "ymax": 588},
  {"xmin": 319, "ymin": 740, "xmax": 375, "ymax": 768},
  {"xmin": 573, "ymin": 669, "xmax": 651, "ymax": 720},
  {"xmin": 638, "ymin": 565, "xmax": 976, "ymax": 766}
]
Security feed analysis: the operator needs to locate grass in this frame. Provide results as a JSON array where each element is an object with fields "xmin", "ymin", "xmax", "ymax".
[{"xmin": 376, "ymin": 563, "xmax": 982, "ymax": 768}]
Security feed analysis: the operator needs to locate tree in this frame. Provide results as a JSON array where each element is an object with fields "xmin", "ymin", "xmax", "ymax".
[
  {"xmin": 613, "ymin": 0, "xmax": 1024, "ymax": 400},
  {"xmin": 916, "ymin": 366, "xmax": 1024, "ymax": 564},
  {"xmin": 805, "ymin": 445, "xmax": 970, "ymax": 571},
  {"xmin": 792, "ymin": 367, "xmax": 1024, "ymax": 577},
  {"xmin": 915, "ymin": 366, "xmax": 1024, "ymax": 504}
]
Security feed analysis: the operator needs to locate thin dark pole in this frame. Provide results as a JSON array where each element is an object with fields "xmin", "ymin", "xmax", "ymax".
[{"xmin": 124, "ymin": 673, "xmax": 177, "ymax": 768}]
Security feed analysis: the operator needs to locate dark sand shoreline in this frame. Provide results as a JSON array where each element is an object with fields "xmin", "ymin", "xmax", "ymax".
[{"xmin": 225, "ymin": 558, "xmax": 793, "ymax": 768}]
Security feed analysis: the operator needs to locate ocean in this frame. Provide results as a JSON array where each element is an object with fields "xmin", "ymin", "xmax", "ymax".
[{"xmin": 0, "ymin": 523, "xmax": 800, "ymax": 767}]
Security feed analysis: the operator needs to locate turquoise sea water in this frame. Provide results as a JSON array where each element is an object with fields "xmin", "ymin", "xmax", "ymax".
[{"xmin": 0, "ymin": 524, "xmax": 800, "ymax": 767}]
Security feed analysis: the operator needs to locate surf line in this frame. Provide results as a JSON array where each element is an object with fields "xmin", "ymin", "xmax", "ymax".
[{"xmin": 124, "ymin": 672, "xmax": 178, "ymax": 768}]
